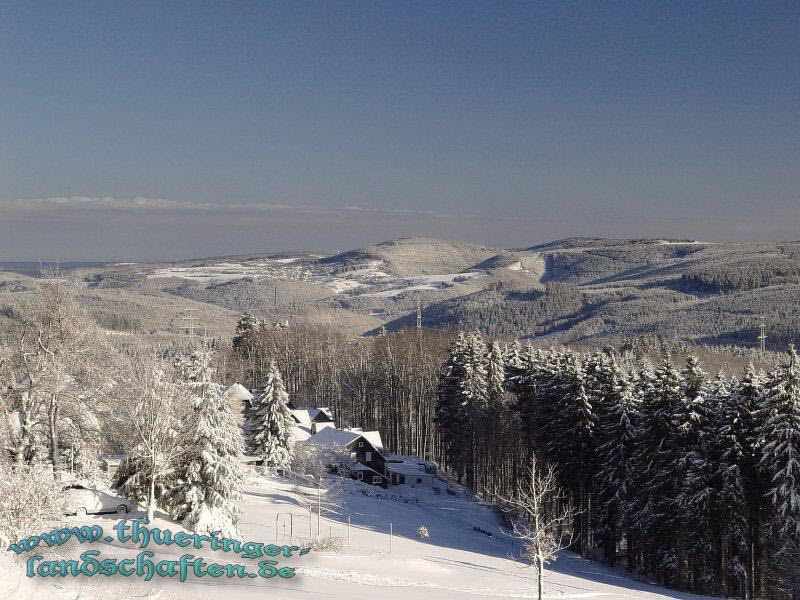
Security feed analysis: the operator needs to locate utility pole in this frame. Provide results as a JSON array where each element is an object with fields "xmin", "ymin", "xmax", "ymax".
[
  {"xmin": 182, "ymin": 308, "xmax": 197, "ymax": 337},
  {"xmin": 757, "ymin": 317, "xmax": 767, "ymax": 355},
  {"xmin": 416, "ymin": 300, "xmax": 423, "ymax": 353}
]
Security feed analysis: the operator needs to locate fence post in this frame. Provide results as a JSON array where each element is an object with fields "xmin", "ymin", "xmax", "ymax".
[
  {"xmin": 389, "ymin": 523, "xmax": 393, "ymax": 555},
  {"xmin": 347, "ymin": 516, "xmax": 351, "ymax": 547}
]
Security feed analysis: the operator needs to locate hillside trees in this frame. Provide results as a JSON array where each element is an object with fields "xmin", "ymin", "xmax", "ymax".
[{"xmin": 228, "ymin": 316, "xmax": 800, "ymax": 597}]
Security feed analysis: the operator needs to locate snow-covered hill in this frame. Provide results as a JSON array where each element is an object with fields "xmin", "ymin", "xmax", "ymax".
[{"xmin": 2, "ymin": 473, "xmax": 715, "ymax": 599}]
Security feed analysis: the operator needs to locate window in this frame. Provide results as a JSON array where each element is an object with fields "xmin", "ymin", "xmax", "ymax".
[
  {"xmin": 417, "ymin": 478, "xmax": 422, "ymax": 484},
  {"xmin": 357, "ymin": 472, "xmax": 363, "ymax": 481},
  {"xmin": 365, "ymin": 451, "xmax": 372, "ymax": 462},
  {"xmin": 358, "ymin": 441, "xmax": 363, "ymax": 448},
  {"xmin": 372, "ymin": 476, "xmax": 381, "ymax": 484}
]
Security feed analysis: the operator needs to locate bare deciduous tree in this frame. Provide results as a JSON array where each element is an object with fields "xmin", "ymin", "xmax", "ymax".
[{"xmin": 500, "ymin": 456, "xmax": 578, "ymax": 600}]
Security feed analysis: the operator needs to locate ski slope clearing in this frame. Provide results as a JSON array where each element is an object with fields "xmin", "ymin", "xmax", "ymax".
[{"xmin": 3, "ymin": 474, "xmax": 714, "ymax": 600}]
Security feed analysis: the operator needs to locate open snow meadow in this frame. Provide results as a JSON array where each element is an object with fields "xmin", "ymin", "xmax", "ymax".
[{"xmin": 2, "ymin": 472, "xmax": 716, "ymax": 600}]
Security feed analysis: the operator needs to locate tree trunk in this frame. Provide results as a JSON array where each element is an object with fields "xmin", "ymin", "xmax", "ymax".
[
  {"xmin": 536, "ymin": 554, "xmax": 544, "ymax": 600},
  {"xmin": 147, "ymin": 460, "xmax": 156, "ymax": 522},
  {"xmin": 48, "ymin": 397, "xmax": 60, "ymax": 477}
]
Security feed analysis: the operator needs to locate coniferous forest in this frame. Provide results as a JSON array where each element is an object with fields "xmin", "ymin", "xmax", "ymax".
[{"xmin": 232, "ymin": 319, "xmax": 800, "ymax": 598}]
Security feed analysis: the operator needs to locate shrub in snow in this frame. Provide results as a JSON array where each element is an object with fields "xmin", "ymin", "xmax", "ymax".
[
  {"xmin": 0, "ymin": 462, "xmax": 64, "ymax": 547},
  {"xmin": 417, "ymin": 525, "xmax": 430, "ymax": 539},
  {"xmin": 310, "ymin": 535, "xmax": 344, "ymax": 553}
]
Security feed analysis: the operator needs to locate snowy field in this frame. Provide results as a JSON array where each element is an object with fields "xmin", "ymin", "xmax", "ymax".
[
  {"xmin": 146, "ymin": 257, "xmax": 488, "ymax": 300},
  {"xmin": 2, "ymin": 474, "xmax": 715, "ymax": 600}
]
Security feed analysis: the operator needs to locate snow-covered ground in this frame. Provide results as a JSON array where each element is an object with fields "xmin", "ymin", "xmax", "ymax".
[
  {"xmin": 359, "ymin": 272, "xmax": 488, "ymax": 298},
  {"xmin": 3, "ymin": 474, "xmax": 715, "ymax": 600},
  {"xmin": 145, "ymin": 257, "xmax": 488, "ymax": 300}
]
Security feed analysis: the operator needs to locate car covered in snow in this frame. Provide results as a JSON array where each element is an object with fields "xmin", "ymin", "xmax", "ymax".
[{"xmin": 62, "ymin": 482, "xmax": 133, "ymax": 517}]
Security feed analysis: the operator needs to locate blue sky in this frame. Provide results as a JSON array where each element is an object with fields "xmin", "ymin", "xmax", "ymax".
[{"xmin": 1, "ymin": 1, "xmax": 798, "ymax": 260}]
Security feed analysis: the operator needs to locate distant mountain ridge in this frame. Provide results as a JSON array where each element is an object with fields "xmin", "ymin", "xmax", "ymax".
[{"xmin": 2, "ymin": 237, "xmax": 798, "ymax": 351}]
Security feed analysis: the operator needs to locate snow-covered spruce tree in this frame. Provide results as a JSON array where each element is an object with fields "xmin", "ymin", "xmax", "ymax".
[
  {"xmin": 486, "ymin": 341, "xmax": 507, "ymax": 402},
  {"xmin": 504, "ymin": 339, "xmax": 526, "ymax": 372},
  {"xmin": 164, "ymin": 347, "xmax": 246, "ymax": 537},
  {"xmin": 544, "ymin": 350, "xmax": 595, "ymax": 554},
  {"xmin": 675, "ymin": 355, "xmax": 717, "ymax": 590},
  {"xmin": 708, "ymin": 373, "xmax": 750, "ymax": 597},
  {"xmin": 629, "ymin": 355, "xmax": 685, "ymax": 586},
  {"xmin": 592, "ymin": 350, "xmax": 639, "ymax": 567},
  {"xmin": 509, "ymin": 348, "xmax": 563, "ymax": 449},
  {"xmin": 250, "ymin": 361, "xmax": 294, "ymax": 468},
  {"xmin": 435, "ymin": 332, "xmax": 472, "ymax": 483},
  {"xmin": 731, "ymin": 365, "xmax": 766, "ymax": 599},
  {"xmin": 233, "ymin": 312, "xmax": 261, "ymax": 350},
  {"xmin": 435, "ymin": 330, "xmax": 489, "ymax": 491},
  {"xmin": 758, "ymin": 345, "xmax": 800, "ymax": 594}
]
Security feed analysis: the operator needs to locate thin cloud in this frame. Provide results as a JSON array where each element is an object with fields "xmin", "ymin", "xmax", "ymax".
[{"xmin": 0, "ymin": 196, "xmax": 478, "ymax": 219}]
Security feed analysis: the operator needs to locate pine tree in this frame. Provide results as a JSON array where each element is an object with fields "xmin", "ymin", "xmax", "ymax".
[
  {"xmin": 250, "ymin": 361, "xmax": 295, "ymax": 467},
  {"xmin": 759, "ymin": 346, "xmax": 800, "ymax": 544},
  {"xmin": 486, "ymin": 341, "xmax": 507, "ymax": 402},
  {"xmin": 545, "ymin": 350, "xmax": 595, "ymax": 554},
  {"xmin": 630, "ymin": 355, "xmax": 685, "ymax": 586},
  {"xmin": 505, "ymin": 340, "xmax": 525, "ymax": 371},
  {"xmin": 731, "ymin": 365, "xmax": 766, "ymax": 599},
  {"xmin": 593, "ymin": 350, "xmax": 639, "ymax": 567},
  {"xmin": 435, "ymin": 332, "xmax": 470, "ymax": 482},
  {"xmin": 233, "ymin": 312, "xmax": 261, "ymax": 350},
  {"xmin": 676, "ymin": 356, "xmax": 716, "ymax": 590},
  {"xmin": 710, "ymin": 373, "xmax": 750, "ymax": 597},
  {"xmin": 164, "ymin": 348, "xmax": 246, "ymax": 537}
]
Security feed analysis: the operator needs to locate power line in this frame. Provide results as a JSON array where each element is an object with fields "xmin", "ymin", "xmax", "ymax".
[
  {"xmin": 757, "ymin": 316, "xmax": 767, "ymax": 354},
  {"xmin": 182, "ymin": 308, "xmax": 198, "ymax": 337}
]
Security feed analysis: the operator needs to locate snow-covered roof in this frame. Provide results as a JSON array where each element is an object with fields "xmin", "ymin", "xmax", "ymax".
[
  {"xmin": 224, "ymin": 383, "xmax": 253, "ymax": 402},
  {"xmin": 291, "ymin": 425, "xmax": 312, "ymax": 442},
  {"xmin": 291, "ymin": 407, "xmax": 335, "ymax": 426},
  {"xmin": 346, "ymin": 428, "xmax": 384, "ymax": 450},
  {"xmin": 385, "ymin": 453, "xmax": 436, "ymax": 467},
  {"xmin": 305, "ymin": 427, "xmax": 362, "ymax": 449},
  {"xmin": 290, "ymin": 409, "xmax": 312, "ymax": 426},
  {"xmin": 351, "ymin": 463, "xmax": 384, "ymax": 474},
  {"xmin": 387, "ymin": 463, "xmax": 433, "ymax": 477}
]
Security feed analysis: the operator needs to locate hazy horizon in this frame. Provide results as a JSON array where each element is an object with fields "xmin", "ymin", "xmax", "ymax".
[{"xmin": 2, "ymin": 2, "xmax": 798, "ymax": 261}]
